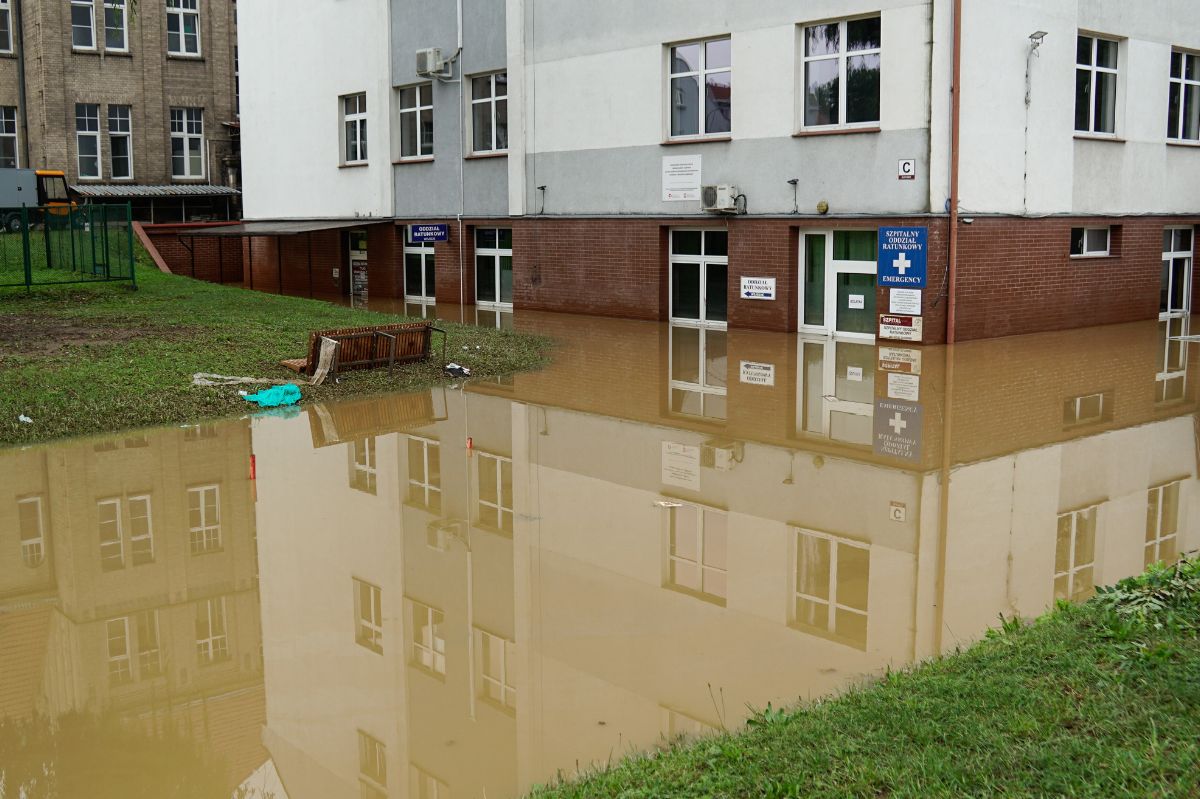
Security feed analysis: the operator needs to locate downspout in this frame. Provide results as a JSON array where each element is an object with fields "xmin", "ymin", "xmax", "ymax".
[
  {"xmin": 456, "ymin": 0, "xmax": 466, "ymax": 323},
  {"xmin": 14, "ymin": 0, "xmax": 30, "ymax": 167},
  {"xmin": 946, "ymin": 0, "xmax": 962, "ymax": 344}
]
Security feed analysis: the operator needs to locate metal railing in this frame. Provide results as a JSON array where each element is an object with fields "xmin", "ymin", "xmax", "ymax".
[{"xmin": 0, "ymin": 203, "xmax": 137, "ymax": 290}]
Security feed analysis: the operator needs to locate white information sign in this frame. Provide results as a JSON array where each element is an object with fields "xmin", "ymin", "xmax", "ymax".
[
  {"xmin": 739, "ymin": 361, "xmax": 776, "ymax": 386},
  {"xmin": 662, "ymin": 154, "xmax": 702, "ymax": 201},
  {"xmin": 879, "ymin": 314, "xmax": 924, "ymax": 342},
  {"xmin": 847, "ymin": 365, "xmax": 864, "ymax": 382},
  {"xmin": 878, "ymin": 346, "xmax": 923, "ymax": 375},
  {"xmin": 898, "ymin": 158, "xmax": 917, "ymax": 180},
  {"xmin": 887, "ymin": 372, "xmax": 920, "ymax": 402},
  {"xmin": 848, "ymin": 294, "xmax": 865, "ymax": 309},
  {"xmin": 740, "ymin": 276, "xmax": 776, "ymax": 301},
  {"xmin": 889, "ymin": 288, "xmax": 922, "ymax": 315},
  {"xmin": 661, "ymin": 442, "xmax": 701, "ymax": 491}
]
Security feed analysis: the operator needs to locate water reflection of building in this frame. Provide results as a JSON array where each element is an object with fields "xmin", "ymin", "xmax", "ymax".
[
  {"xmin": 0, "ymin": 421, "xmax": 265, "ymax": 793},
  {"xmin": 251, "ymin": 314, "xmax": 1200, "ymax": 799}
]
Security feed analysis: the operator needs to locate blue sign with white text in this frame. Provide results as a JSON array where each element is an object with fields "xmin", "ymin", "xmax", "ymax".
[
  {"xmin": 411, "ymin": 224, "xmax": 449, "ymax": 243},
  {"xmin": 877, "ymin": 227, "xmax": 928, "ymax": 288}
]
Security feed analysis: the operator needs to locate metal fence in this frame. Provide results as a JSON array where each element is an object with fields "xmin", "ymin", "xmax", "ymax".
[{"xmin": 0, "ymin": 203, "xmax": 137, "ymax": 290}]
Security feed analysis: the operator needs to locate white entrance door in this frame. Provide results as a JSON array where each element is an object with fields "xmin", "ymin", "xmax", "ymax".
[
  {"xmin": 1161, "ymin": 227, "xmax": 1194, "ymax": 320},
  {"xmin": 799, "ymin": 230, "xmax": 878, "ymax": 340}
]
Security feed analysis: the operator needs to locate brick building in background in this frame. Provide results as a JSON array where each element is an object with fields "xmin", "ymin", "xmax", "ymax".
[{"xmin": 0, "ymin": 0, "xmax": 240, "ymax": 221}]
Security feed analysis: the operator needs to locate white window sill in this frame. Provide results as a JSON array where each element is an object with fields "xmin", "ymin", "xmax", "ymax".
[
  {"xmin": 393, "ymin": 156, "xmax": 434, "ymax": 165},
  {"xmin": 1073, "ymin": 133, "xmax": 1125, "ymax": 143},
  {"xmin": 1069, "ymin": 252, "xmax": 1113, "ymax": 259},
  {"xmin": 76, "ymin": 176, "xmax": 103, "ymax": 182},
  {"xmin": 662, "ymin": 135, "xmax": 731, "ymax": 146},
  {"xmin": 1167, "ymin": 139, "xmax": 1200, "ymax": 148},
  {"xmin": 167, "ymin": 52, "xmax": 204, "ymax": 61},
  {"xmin": 794, "ymin": 125, "xmax": 881, "ymax": 138},
  {"xmin": 465, "ymin": 151, "xmax": 508, "ymax": 160},
  {"xmin": 72, "ymin": 47, "xmax": 99, "ymax": 54},
  {"xmin": 338, "ymin": 161, "xmax": 369, "ymax": 169}
]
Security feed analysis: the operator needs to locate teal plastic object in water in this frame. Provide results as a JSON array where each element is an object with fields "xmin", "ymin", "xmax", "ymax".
[{"xmin": 242, "ymin": 384, "xmax": 302, "ymax": 408}]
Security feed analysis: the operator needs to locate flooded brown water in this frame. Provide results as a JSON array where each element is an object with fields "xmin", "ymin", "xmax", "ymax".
[{"xmin": 2, "ymin": 311, "xmax": 1198, "ymax": 798}]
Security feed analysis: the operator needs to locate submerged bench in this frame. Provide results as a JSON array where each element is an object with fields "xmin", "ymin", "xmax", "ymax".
[{"xmin": 280, "ymin": 321, "xmax": 442, "ymax": 381}]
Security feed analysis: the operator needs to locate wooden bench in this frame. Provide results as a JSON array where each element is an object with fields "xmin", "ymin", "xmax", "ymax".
[{"xmin": 280, "ymin": 321, "xmax": 441, "ymax": 380}]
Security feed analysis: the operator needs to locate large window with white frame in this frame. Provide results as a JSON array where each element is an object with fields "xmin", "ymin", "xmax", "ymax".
[
  {"xmin": 187, "ymin": 484, "xmax": 221, "ymax": 554},
  {"xmin": 667, "ymin": 36, "xmax": 731, "ymax": 138},
  {"xmin": 0, "ymin": 0, "xmax": 13, "ymax": 54},
  {"xmin": 1069, "ymin": 226, "xmax": 1110, "ymax": 257},
  {"xmin": 669, "ymin": 325, "xmax": 727, "ymax": 421},
  {"xmin": 476, "ymin": 451, "xmax": 513, "ymax": 534},
  {"xmin": 664, "ymin": 502, "xmax": 727, "ymax": 604},
  {"xmin": 76, "ymin": 103, "xmax": 100, "ymax": 179},
  {"xmin": 476, "ymin": 627, "xmax": 517, "ymax": 712},
  {"xmin": 104, "ymin": 0, "xmax": 127, "ymax": 51},
  {"xmin": 108, "ymin": 104, "xmax": 132, "ymax": 180},
  {"xmin": 1168, "ymin": 49, "xmax": 1198, "ymax": 142},
  {"xmin": 1055, "ymin": 505, "xmax": 1097, "ymax": 602},
  {"xmin": 397, "ymin": 83, "xmax": 433, "ymax": 159},
  {"xmin": 1161, "ymin": 227, "xmax": 1193, "ymax": 319},
  {"xmin": 17, "ymin": 496, "xmax": 44, "ymax": 568},
  {"xmin": 195, "ymin": 596, "xmax": 229, "ymax": 664},
  {"xmin": 71, "ymin": 0, "xmax": 95, "ymax": 49},
  {"xmin": 470, "ymin": 72, "xmax": 507, "ymax": 153},
  {"xmin": 670, "ymin": 229, "xmax": 727, "ymax": 328},
  {"xmin": 404, "ymin": 225, "xmax": 436, "ymax": 303},
  {"xmin": 1145, "ymin": 481, "xmax": 1181, "ymax": 567},
  {"xmin": 1075, "ymin": 34, "xmax": 1118, "ymax": 135},
  {"xmin": 165, "ymin": 0, "xmax": 200, "ymax": 55},
  {"xmin": 474, "ymin": 227, "xmax": 513, "ymax": 308},
  {"xmin": 339, "ymin": 92, "xmax": 367, "ymax": 165},
  {"xmin": 0, "ymin": 106, "xmax": 17, "ymax": 169},
  {"xmin": 170, "ymin": 107, "xmax": 204, "ymax": 178},
  {"xmin": 354, "ymin": 577, "xmax": 383, "ymax": 654},
  {"xmin": 357, "ymin": 730, "xmax": 387, "ymax": 799},
  {"xmin": 792, "ymin": 527, "xmax": 870, "ymax": 648},
  {"xmin": 407, "ymin": 435, "xmax": 442, "ymax": 512},
  {"xmin": 408, "ymin": 597, "xmax": 446, "ymax": 676},
  {"xmin": 801, "ymin": 16, "xmax": 880, "ymax": 129}
]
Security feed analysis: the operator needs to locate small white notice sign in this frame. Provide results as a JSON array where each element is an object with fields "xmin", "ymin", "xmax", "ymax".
[
  {"xmin": 879, "ymin": 314, "xmax": 924, "ymax": 342},
  {"xmin": 898, "ymin": 159, "xmax": 917, "ymax": 180},
  {"xmin": 846, "ymin": 365, "xmax": 864, "ymax": 382},
  {"xmin": 889, "ymin": 288, "xmax": 922, "ymax": 315},
  {"xmin": 661, "ymin": 442, "xmax": 701, "ymax": 491},
  {"xmin": 740, "ymin": 276, "xmax": 776, "ymax": 300},
  {"xmin": 848, "ymin": 294, "xmax": 866, "ymax": 309},
  {"xmin": 887, "ymin": 372, "xmax": 921, "ymax": 402},
  {"xmin": 739, "ymin": 361, "xmax": 775, "ymax": 386},
  {"xmin": 662, "ymin": 154, "xmax": 702, "ymax": 201}
]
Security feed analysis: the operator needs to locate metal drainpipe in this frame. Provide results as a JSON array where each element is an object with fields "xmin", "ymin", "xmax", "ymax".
[
  {"xmin": 14, "ymin": 0, "xmax": 31, "ymax": 167},
  {"xmin": 946, "ymin": 0, "xmax": 963, "ymax": 344},
  {"xmin": 456, "ymin": 0, "xmax": 466, "ymax": 323}
]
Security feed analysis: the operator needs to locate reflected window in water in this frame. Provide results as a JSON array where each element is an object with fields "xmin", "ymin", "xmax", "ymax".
[
  {"xmin": 669, "ymin": 326, "xmax": 727, "ymax": 421},
  {"xmin": 1055, "ymin": 506, "xmax": 1097, "ymax": 602},
  {"xmin": 106, "ymin": 617, "xmax": 132, "ymax": 684},
  {"xmin": 106, "ymin": 610, "xmax": 163, "ymax": 684},
  {"xmin": 98, "ymin": 498, "xmax": 124, "ymax": 571},
  {"xmin": 477, "ymin": 627, "xmax": 517, "ymax": 713},
  {"xmin": 1062, "ymin": 391, "xmax": 1112, "ymax": 427},
  {"xmin": 797, "ymin": 339, "xmax": 874, "ymax": 444},
  {"xmin": 187, "ymin": 485, "xmax": 221, "ymax": 554},
  {"xmin": 1156, "ymin": 317, "xmax": 1188, "ymax": 404},
  {"xmin": 195, "ymin": 596, "xmax": 229, "ymax": 664},
  {"xmin": 476, "ymin": 307, "xmax": 514, "ymax": 330},
  {"xmin": 477, "ymin": 452, "xmax": 514, "ymax": 534},
  {"xmin": 354, "ymin": 578, "xmax": 384, "ymax": 654},
  {"xmin": 661, "ymin": 706, "xmax": 718, "ymax": 743},
  {"xmin": 411, "ymin": 765, "xmax": 449, "ymax": 799},
  {"xmin": 407, "ymin": 436, "xmax": 442, "ymax": 512},
  {"xmin": 183, "ymin": 423, "xmax": 218, "ymax": 441},
  {"xmin": 666, "ymin": 504, "xmax": 728, "ymax": 604},
  {"xmin": 792, "ymin": 528, "xmax": 869, "ymax": 649},
  {"xmin": 349, "ymin": 437, "xmax": 378, "ymax": 495},
  {"xmin": 358, "ymin": 729, "xmax": 387, "ymax": 798},
  {"xmin": 17, "ymin": 495, "xmax": 45, "ymax": 567},
  {"xmin": 137, "ymin": 609, "xmax": 163, "ymax": 677},
  {"xmin": 408, "ymin": 598, "xmax": 446, "ymax": 676},
  {"xmin": 1146, "ymin": 481, "xmax": 1181, "ymax": 567}
]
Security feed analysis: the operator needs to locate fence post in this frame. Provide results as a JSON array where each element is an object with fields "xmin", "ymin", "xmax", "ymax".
[
  {"xmin": 20, "ymin": 205, "xmax": 31, "ymax": 291},
  {"xmin": 101, "ymin": 204, "xmax": 111, "ymax": 278},
  {"xmin": 126, "ymin": 203, "xmax": 137, "ymax": 289}
]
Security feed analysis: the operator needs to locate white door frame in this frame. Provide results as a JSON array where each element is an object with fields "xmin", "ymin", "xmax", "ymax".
[
  {"xmin": 475, "ymin": 228, "xmax": 513, "ymax": 310},
  {"xmin": 669, "ymin": 228, "xmax": 728, "ymax": 330},
  {"xmin": 798, "ymin": 229, "xmax": 877, "ymax": 342},
  {"xmin": 1161, "ymin": 227, "xmax": 1193, "ymax": 320},
  {"xmin": 795, "ymin": 336, "xmax": 874, "ymax": 443}
]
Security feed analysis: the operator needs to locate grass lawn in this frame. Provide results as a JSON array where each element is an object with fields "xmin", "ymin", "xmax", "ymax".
[
  {"xmin": 530, "ymin": 559, "xmax": 1200, "ymax": 799},
  {"xmin": 0, "ymin": 248, "xmax": 552, "ymax": 446}
]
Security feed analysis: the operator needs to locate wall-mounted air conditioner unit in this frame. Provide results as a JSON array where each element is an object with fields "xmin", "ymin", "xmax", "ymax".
[
  {"xmin": 416, "ymin": 48, "xmax": 447, "ymax": 77},
  {"xmin": 426, "ymin": 518, "xmax": 466, "ymax": 551},
  {"xmin": 701, "ymin": 439, "xmax": 744, "ymax": 471},
  {"xmin": 701, "ymin": 184, "xmax": 739, "ymax": 213}
]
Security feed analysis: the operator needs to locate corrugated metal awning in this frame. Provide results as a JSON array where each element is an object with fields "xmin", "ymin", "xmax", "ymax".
[
  {"xmin": 180, "ymin": 219, "xmax": 389, "ymax": 237},
  {"xmin": 70, "ymin": 183, "xmax": 241, "ymax": 198}
]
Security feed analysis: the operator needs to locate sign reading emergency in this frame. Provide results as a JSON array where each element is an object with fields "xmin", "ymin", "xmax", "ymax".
[
  {"xmin": 661, "ymin": 442, "xmax": 701, "ymax": 491},
  {"xmin": 879, "ymin": 314, "xmax": 924, "ymax": 342},
  {"xmin": 889, "ymin": 288, "xmax": 922, "ymax": 315},
  {"xmin": 877, "ymin": 226, "xmax": 928, "ymax": 288},
  {"xmin": 739, "ymin": 361, "xmax": 776, "ymax": 386},
  {"xmin": 874, "ymin": 399, "xmax": 923, "ymax": 463},
  {"xmin": 410, "ymin": 224, "xmax": 449, "ymax": 242},
  {"xmin": 740, "ymin": 276, "xmax": 776, "ymax": 300},
  {"xmin": 662, "ymin": 154, "xmax": 702, "ymax": 201}
]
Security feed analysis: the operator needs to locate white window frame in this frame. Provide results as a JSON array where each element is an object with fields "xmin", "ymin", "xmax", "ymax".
[
  {"xmin": 165, "ymin": 0, "xmax": 200, "ymax": 56},
  {"xmin": 136, "ymin": 609, "xmax": 162, "ymax": 677},
  {"xmin": 798, "ymin": 229, "xmax": 879, "ymax": 340},
  {"xmin": 107, "ymin": 617, "xmax": 132, "ymax": 684},
  {"xmin": 1146, "ymin": 481, "xmax": 1182, "ymax": 567},
  {"xmin": 75, "ymin": 102, "xmax": 101, "ymax": 180},
  {"xmin": 469, "ymin": 72, "xmax": 508, "ymax": 154},
  {"xmin": 1161, "ymin": 226, "xmax": 1193, "ymax": 319},
  {"xmin": 104, "ymin": 0, "xmax": 127, "ymax": 52},
  {"xmin": 1157, "ymin": 317, "xmax": 1188, "ymax": 404},
  {"xmin": 341, "ymin": 92, "xmax": 368, "ymax": 165},
  {"xmin": 1075, "ymin": 34, "xmax": 1119, "ymax": 136},
  {"xmin": 0, "ymin": 0, "xmax": 13, "ymax": 54},
  {"xmin": 408, "ymin": 598, "xmax": 446, "ymax": 675},
  {"xmin": 476, "ymin": 627, "xmax": 516, "ymax": 711},
  {"xmin": 669, "ymin": 228, "xmax": 729, "ymax": 330},
  {"xmin": 1054, "ymin": 505, "xmax": 1098, "ymax": 602},
  {"xmin": 404, "ymin": 226, "xmax": 437, "ymax": 303},
  {"xmin": 1063, "ymin": 391, "xmax": 1108, "ymax": 425},
  {"xmin": 349, "ymin": 437, "xmax": 377, "ymax": 495},
  {"xmin": 791, "ymin": 527, "xmax": 870, "ymax": 645},
  {"xmin": 476, "ymin": 451, "xmax": 513, "ymax": 534},
  {"xmin": 0, "ymin": 106, "xmax": 17, "ymax": 169},
  {"xmin": 666, "ymin": 36, "xmax": 732, "ymax": 139},
  {"xmin": 409, "ymin": 766, "xmax": 449, "ymax": 799},
  {"xmin": 800, "ymin": 16, "xmax": 881, "ymax": 130},
  {"xmin": 187, "ymin": 484, "xmax": 221, "ymax": 554},
  {"xmin": 664, "ymin": 502, "xmax": 728, "ymax": 604},
  {"xmin": 98, "ymin": 497, "xmax": 124, "ymax": 570},
  {"xmin": 1169, "ymin": 49, "xmax": 1200, "ymax": 142},
  {"xmin": 668, "ymin": 325, "xmax": 727, "ymax": 421},
  {"xmin": 1069, "ymin": 226, "xmax": 1110, "ymax": 258},
  {"xmin": 128, "ymin": 494, "xmax": 153, "ymax": 565},
  {"xmin": 474, "ymin": 227, "xmax": 513, "ymax": 310},
  {"xmin": 71, "ymin": 0, "xmax": 95, "ymax": 50},
  {"xmin": 108, "ymin": 104, "xmax": 133, "ymax": 180},
  {"xmin": 354, "ymin": 577, "xmax": 383, "ymax": 654},
  {"xmin": 795, "ymin": 338, "xmax": 875, "ymax": 445},
  {"xmin": 169, "ymin": 107, "xmax": 205, "ymax": 179},
  {"xmin": 17, "ymin": 496, "xmax": 44, "ymax": 568},
  {"xmin": 406, "ymin": 435, "xmax": 442, "ymax": 510},
  {"xmin": 396, "ymin": 83, "xmax": 433, "ymax": 160},
  {"xmin": 195, "ymin": 596, "xmax": 229, "ymax": 664},
  {"xmin": 357, "ymin": 729, "xmax": 387, "ymax": 795}
]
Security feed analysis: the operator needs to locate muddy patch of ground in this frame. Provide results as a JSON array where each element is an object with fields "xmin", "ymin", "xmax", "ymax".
[{"xmin": 0, "ymin": 314, "xmax": 158, "ymax": 358}]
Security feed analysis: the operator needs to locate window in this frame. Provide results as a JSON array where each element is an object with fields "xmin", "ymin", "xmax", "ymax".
[
  {"xmin": 71, "ymin": 0, "xmax": 95, "ymax": 49},
  {"xmin": 1162, "ymin": 227, "xmax": 1193, "ymax": 319},
  {"xmin": 470, "ymin": 72, "xmax": 507, "ymax": 153},
  {"xmin": 136, "ymin": 610, "xmax": 162, "ymax": 677},
  {"xmin": 665, "ymin": 503, "xmax": 727, "ymax": 604},
  {"xmin": 662, "ymin": 707, "xmax": 719, "ymax": 741},
  {"xmin": 75, "ymin": 103, "xmax": 100, "ymax": 179},
  {"xmin": 477, "ymin": 452, "xmax": 513, "ymax": 533},
  {"xmin": 165, "ymin": 0, "xmax": 200, "ymax": 55},
  {"xmin": 341, "ymin": 92, "xmax": 367, "ymax": 165},
  {"xmin": 792, "ymin": 528, "xmax": 869, "ymax": 648},
  {"xmin": 187, "ymin": 484, "xmax": 221, "ymax": 554},
  {"xmin": 474, "ymin": 227, "xmax": 513, "ymax": 308},
  {"xmin": 1168, "ymin": 50, "xmax": 1199, "ymax": 142},
  {"xmin": 669, "ymin": 326, "xmax": 727, "ymax": 420},
  {"xmin": 1069, "ymin": 226, "xmax": 1109, "ymax": 257},
  {"xmin": 0, "ymin": 106, "xmax": 16, "ymax": 169},
  {"xmin": 195, "ymin": 596, "xmax": 229, "ymax": 664},
  {"xmin": 1157, "ymin": 317, "xmax": 1188, "ymax": 403},
  {"xmin": 1075, "ymin": 35, "xmax": 1118, "ymax": 134},
  {"xmin": 668, "ymin": 37, "xmax": 731, "ymax": 137},
  {"xmin": 0, "ymin": 0, "xmax": 12, "ymax": 54},
  {"xmin": 17, "ymin": 497, "xmax": 44, "ymax": 568},
  {"xmin": 408, "ymin": 598, "xmax": 445, "ymax": 675},
  {"xmin": 476, "ymin": 628, "xmax": 517, "ymax": 712},
  {"xmin": 404, "ymin": 227, "xmax": 437, "ymax": 303},
  {"xmin": 234, "ymin": 45, "xmax": 239, "ymax": 116},
  {"xmin": 1062, "ymin": 391, "xmax": 1111, "ymax": 425},
  {"xmin": 128, "ymin": 494, "xmax": 153, "ymax": 565},
  {"xmin": 107, "ymin": 618, "xmax": 132, "ymax": 684},
  {"xmin": 357, "ymin": 730, "xmax": 387, "ymax": 798},
  {"xmin": 397, "ymin": 83, "xmax": 433, "ymax": 159},
  {"xmin": 354, "ymin": 578, "xmax": 383, "ymax": 654},
  {"xmin": 407, "ymin": 436, "xmax": 442, "ymax": 511},
  {"xmin": 349, "ymin": 437, "xmax": 377, "ymax": 495},
  {"xmin": 183, "ymin": 423, "xmax": 218, "ymax": 440},
  {"xmin": 670, "ymin": 229, "xmax": 728, "ymax": 327},
  {"xmin": 1146, "ymin": 481, "xmax": 1181, "ymax": 567},
  {"xmin": 170, "ymin": 107, "xmax": 204, "ymax": 178},
  {"xmin": 802, "ymin": 17, "xmax": 880, "ymax": 128},
  {"xmin": 410, "ymin": 766, "xmax": 449, "ymax": 799},
  {"xmin": 1055, "ymin": 506, "xmax": 1097, "ymax": 602},
  {"xmin": 98, "ymin": 498, "xmax": 124, "ymax": 571},
  {"xmin": 108, "ymin": 104, "xmax": 132, "ymax": 179},
  {"xmin": 104, "ymin": 0, "xmax": 127, "ymax": 51}
]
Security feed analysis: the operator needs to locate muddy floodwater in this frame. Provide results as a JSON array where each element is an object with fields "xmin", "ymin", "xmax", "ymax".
[{"xmin": 2, "ymin": 311, "xmax": 1198, "ymax": 798}]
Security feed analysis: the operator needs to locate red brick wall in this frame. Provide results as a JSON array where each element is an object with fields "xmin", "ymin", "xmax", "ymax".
[{"xmin": 143, "ymin": 224, "xmax": 244, "ymax": 283}]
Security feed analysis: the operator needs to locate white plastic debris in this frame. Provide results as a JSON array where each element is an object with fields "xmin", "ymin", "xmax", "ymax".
[{"xmin": 18, "ymin": 415, "xmax": 33, "ymax": 424}]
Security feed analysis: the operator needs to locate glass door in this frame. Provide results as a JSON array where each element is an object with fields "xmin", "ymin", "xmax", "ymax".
[
  {"xmin": 670, "ymin": 229, "xmax": 728, "ymax": 328},
  {"xmin": 475, "ymin": 227, "xmax": 513, "ymax": 309},
  {"xmin": 1161, "ymin": 227, "xmax": 1194, "ymax": 319},
  {"xmin": 799, "ymin": 230, "xmax": 877, "ymax": 340},
  {"xmin": 796, "ymin": 338, "xmax": 875, "ymax": 444}
]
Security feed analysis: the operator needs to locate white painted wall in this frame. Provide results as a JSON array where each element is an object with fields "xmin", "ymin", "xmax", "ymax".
[{"xmin": 238, "ymin": 1, "xmax": 394, "ymax": 220}]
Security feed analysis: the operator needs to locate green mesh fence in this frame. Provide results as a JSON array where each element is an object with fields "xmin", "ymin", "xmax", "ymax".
[{"xmin": 0, "ymin": 203, "xmax": 137, "ymax": 289}]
